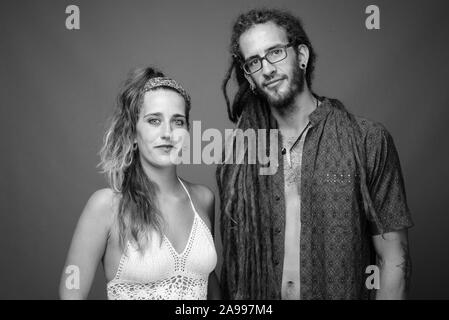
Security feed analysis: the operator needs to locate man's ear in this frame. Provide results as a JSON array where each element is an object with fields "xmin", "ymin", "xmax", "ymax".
[
  {"xmin": 297, "ymin": 44, "xmax": 310, "ymax": 70},
  {"xmin": 244, "ymin": 73, "xmax": 256, "ymax": 90}
]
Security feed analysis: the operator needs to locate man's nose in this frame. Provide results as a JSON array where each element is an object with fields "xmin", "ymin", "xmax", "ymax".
[{"xmin": 261, "ymin": 58, "xmax": 276, "ymax": 77}]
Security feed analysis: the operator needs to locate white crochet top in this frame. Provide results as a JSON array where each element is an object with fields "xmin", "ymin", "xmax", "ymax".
[{"xmin": 107, "ymin": 179, "xmax": 217, "ymax": 300}]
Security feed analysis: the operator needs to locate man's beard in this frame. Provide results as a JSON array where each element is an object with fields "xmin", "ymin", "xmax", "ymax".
[{"xmin": 257, "ymin": 66, "xmax": 305, "ymax": 112}]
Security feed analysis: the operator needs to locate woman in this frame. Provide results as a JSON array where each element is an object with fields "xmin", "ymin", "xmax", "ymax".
[{"xmin": 59, "ymin": 67, "xmax": 221, "ymax": 299}]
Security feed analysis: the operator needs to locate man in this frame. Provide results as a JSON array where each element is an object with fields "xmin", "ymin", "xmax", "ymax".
[{"xmin": 216, "ymin": 8, "xmax": 413, "ymax": 300}]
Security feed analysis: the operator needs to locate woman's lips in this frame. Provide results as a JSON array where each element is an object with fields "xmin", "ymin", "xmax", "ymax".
[{"xmin": 155, "ymin": 145, "xmax": 174, "ymax": 152}]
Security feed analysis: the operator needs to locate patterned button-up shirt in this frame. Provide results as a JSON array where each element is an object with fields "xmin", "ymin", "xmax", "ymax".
[{"xmin": 271, "ymin": 97, "xmax": 413, "ymax": 299}]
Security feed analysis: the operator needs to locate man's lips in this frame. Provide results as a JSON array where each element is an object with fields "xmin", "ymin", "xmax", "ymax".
[{"xmin": 264, "ymin": 77, "xmax": 285, "ymax": 88}]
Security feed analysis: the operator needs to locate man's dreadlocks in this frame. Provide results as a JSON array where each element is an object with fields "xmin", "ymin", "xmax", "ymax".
[{"xmin": 216, "ymin": 8, "xmax": 383, "ymax": 299}]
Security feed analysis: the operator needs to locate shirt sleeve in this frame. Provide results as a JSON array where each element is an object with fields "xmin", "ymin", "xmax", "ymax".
[{"xmin": 364, "ymin": 122, "xmax": 414, "ymax": 235}]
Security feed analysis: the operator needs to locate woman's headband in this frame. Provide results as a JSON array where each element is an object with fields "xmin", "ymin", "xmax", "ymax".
[{"xmin": 142, "ymin": 77, "xmax": 191, "ymax": 105}]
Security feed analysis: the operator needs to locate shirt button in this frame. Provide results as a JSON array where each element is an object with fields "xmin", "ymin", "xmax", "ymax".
[
  {"xmin": 275, "ymin": 195, "xmax": 280, "ymax": 201},
  {"xmin": 275, "ymin": 227, "xmax": 281, "ymax": 234},
  {"xmin": 274, "ymin": 260, "xmax": 280, "ymax": 266}
]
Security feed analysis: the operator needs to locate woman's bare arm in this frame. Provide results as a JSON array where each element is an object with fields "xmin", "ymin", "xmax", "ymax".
[{"xmin": 59, "ymin": 189, "xmax": 115, "ymax": 299}]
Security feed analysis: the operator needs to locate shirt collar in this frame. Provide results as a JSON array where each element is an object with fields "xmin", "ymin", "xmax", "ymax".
[{"xmin": 309, "ymin": 96, "xmax": 333, "ymax": 126}]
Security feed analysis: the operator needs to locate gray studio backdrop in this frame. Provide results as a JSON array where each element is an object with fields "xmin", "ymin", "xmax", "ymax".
[{"xmin": 1, "ymin": 0, "xmax": 448, "ymax": 299}]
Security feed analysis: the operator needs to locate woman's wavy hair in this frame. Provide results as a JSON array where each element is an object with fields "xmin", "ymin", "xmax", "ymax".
[{"xmin": 99, "ymin": 67, "xmax": 191, "ymax": 251}]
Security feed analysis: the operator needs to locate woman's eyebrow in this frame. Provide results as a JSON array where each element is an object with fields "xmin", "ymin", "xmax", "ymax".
[{"xmin": 143, "ymin": 112, "xmax": 162, "ymax": 118}]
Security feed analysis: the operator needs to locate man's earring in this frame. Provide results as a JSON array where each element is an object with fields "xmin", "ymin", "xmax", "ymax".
[
  {"xmin": 132, "ymin": 142, "xmax": 138, "ymax": 151},
  {"xmin": 300, "ymin": 62, "xmax": 307, "ymax": 70}
]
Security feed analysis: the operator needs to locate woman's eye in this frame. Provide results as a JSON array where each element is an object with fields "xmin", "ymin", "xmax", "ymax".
[
  {"xmin": 174, "ymin": 119, "xmax": 185, "ymax": 126},
  {"xmin": 148, "ymin": 119, "xmax": 161, "ymax": 125}
]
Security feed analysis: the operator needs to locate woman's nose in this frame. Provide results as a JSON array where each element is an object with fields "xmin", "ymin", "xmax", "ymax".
[{"xmin": 161, "ymin": 122, "xmax": 172, "ymax": 139}]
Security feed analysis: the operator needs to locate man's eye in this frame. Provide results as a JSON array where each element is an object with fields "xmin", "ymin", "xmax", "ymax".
[
  {"xmin": 248, "ymin": 59, "xmax": 259, "ymax": 67},
  {"xmin": 270, "ymin": 48, "xmax": 282, "ymax": 56},
  {"xmin": 148, "ymin": 119, "xmax": 161, "ymax": 125}
]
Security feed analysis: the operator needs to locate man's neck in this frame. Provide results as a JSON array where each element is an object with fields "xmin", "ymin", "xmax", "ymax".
[{"xmin": 270, "ymin": 88, "xmax": 317, "ymax": 136}]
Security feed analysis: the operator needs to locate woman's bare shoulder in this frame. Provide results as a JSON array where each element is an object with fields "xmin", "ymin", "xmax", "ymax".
[
  {"xmin": 183, "ymin": 181, "xmax": 214, "ymax": 207},
  {"xmin": 181, "ymin": 180, "xmax": 215, "ymax": 227},
  {"xmin": 81, "ymin": 188, "xmax": 121, "ymax": 230}
]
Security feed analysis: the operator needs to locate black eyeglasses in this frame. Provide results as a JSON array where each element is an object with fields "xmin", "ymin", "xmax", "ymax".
[{"xmin": 242, "ymin": 43, "xmax": 294, "ymax": 74}]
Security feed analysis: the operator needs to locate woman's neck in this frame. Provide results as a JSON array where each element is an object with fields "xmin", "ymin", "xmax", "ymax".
[{"xmin": 140, "ymin": 161, "xmax": 181, "ymax": 195}]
